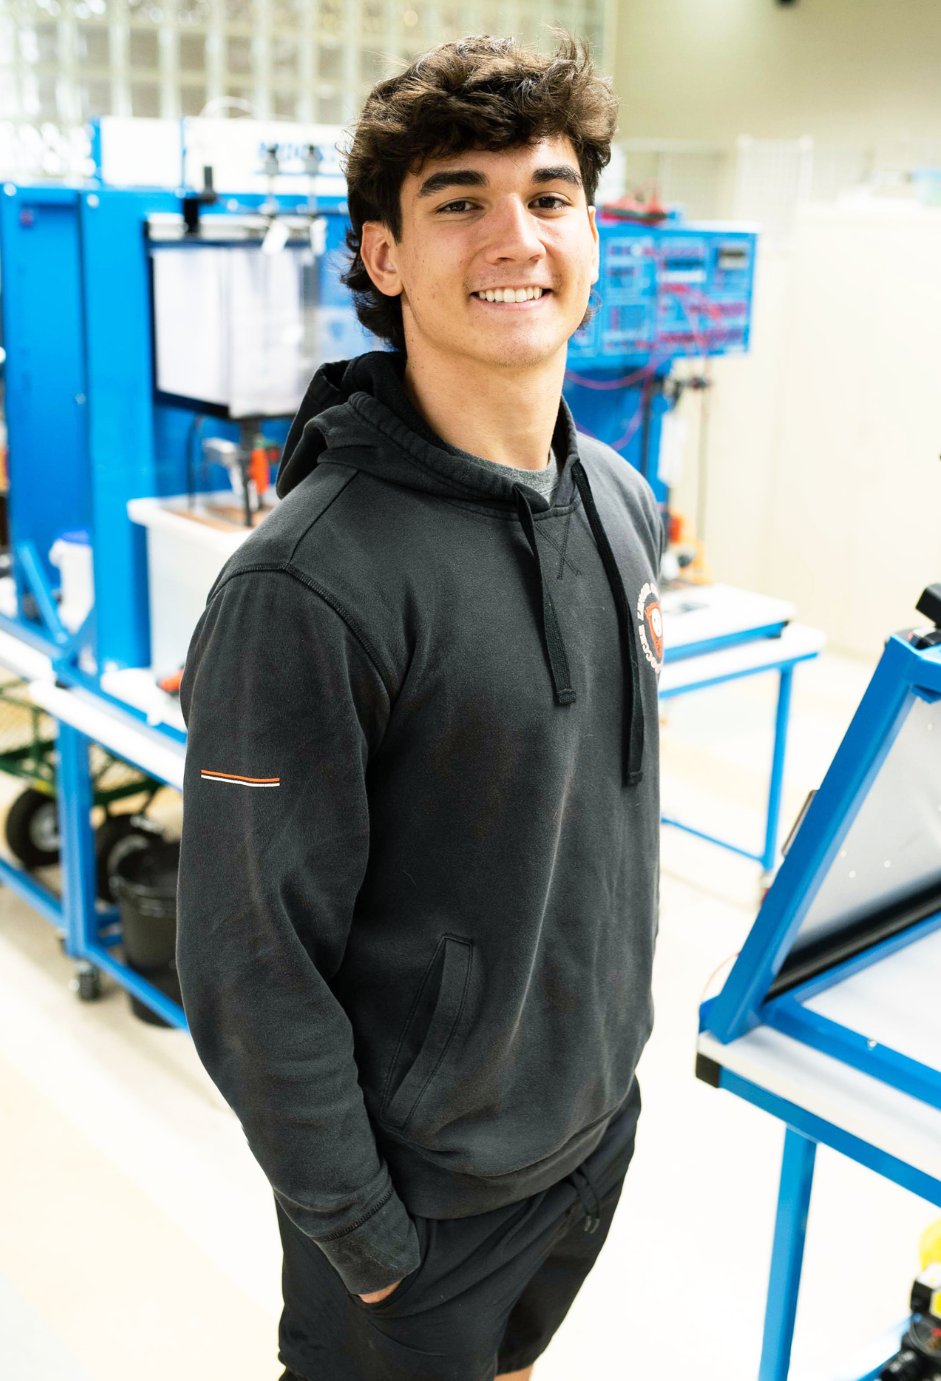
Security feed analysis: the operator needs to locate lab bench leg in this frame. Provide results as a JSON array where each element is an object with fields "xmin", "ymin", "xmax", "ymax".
[
  {"xmin": 56, "ymin": 721, "xmax": 100, "ymax": 987},
  {"xmin": 759, "ymin": 1127, "xmax": 816, "ymax": 1381},
  {"xmin": 762, "ymin": 666, "xmax": 794, "ymax": 879}
]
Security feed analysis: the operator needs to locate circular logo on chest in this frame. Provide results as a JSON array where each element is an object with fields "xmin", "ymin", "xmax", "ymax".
[{"xmin": 636, "ymin": 581, "xmax": 663, "ymax": 672}]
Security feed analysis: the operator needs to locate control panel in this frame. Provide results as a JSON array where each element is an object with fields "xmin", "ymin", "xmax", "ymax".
[{"xmin": 568, "ymin": 218, "xmax": 757, "ymax": 367}]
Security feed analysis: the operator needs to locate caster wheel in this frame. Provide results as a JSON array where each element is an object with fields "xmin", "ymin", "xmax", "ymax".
[{"xmin": 76, "ymin": 966, "xmax": 102, "ymax": 1002}]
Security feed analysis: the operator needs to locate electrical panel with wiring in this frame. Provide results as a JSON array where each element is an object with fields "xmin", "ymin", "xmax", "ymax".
[
  {"xmin": 562, "ymin": 213, "xmax": 758, "ymax": 518},
  {"xmin": 568, "ymin": 217, "xmax": 757, "ymax": 367}
]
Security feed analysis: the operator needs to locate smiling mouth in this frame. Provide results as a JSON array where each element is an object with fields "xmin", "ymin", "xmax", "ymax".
[{"xmin": 472, "ymin": 287, "xmax": 549, "ymax": 303}]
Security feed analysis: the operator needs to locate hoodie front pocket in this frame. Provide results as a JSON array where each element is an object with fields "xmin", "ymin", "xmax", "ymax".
[{"xmin": 380, "ymin": 935, "xmax": 473, "ymax": 1133}]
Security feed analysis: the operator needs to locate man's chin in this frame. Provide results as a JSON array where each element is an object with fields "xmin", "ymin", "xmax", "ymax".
[{"xmin": 462, "ymin": 327, "xmax": 570, "ymax": 371}]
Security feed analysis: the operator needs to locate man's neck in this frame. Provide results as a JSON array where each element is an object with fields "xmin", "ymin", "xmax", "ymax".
[{"xmin": 402, "ymin": 347, "xmax": 565, "ymax": 473}]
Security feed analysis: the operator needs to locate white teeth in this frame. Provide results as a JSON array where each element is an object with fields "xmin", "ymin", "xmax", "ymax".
[{"xmin": 476, "ymin": 286, "xmax": 545, "ymax": 301}]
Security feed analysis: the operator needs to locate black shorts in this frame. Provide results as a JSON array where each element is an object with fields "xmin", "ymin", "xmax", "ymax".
[{"xmin": 277, "ymin": 1081, "xmax": 640, "ymax": 1381}]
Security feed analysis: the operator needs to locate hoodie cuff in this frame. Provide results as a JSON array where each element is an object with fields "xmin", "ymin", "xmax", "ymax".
[{"xmin": 314, "ymin": 1187, "xmax": 422, "ymax": 1296}]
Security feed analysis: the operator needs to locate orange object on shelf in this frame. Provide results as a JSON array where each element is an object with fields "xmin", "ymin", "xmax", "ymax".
[
  {"xmin": 250, "ymin": 447, "xmax": 271, "ymax": 496},
  {"xmin": 158, "ymin": 667, "xmax": 184, "ymax": 694}
]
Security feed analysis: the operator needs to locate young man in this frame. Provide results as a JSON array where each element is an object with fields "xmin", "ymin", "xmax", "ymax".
[{"xmin": 177, "ymin": 34, "xmax": 663, "ymax": 1381}]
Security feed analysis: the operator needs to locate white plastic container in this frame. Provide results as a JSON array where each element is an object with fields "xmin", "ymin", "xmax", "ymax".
[
  {"xmin": 127, "ymin": 493, "xmax": 263, "ymax": 677},
  {"xmin": 49, "ymin": 529, "xmax": 95, "ymax": 633}
]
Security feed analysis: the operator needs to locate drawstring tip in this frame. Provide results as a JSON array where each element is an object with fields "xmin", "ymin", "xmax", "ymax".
[
  {"xmin": 556, "ymin": 689, "xmax": 576, "ymax": 706},
  {"xmin": 625, "ymin": 767, "xmax": 644, "ymax": 788}
]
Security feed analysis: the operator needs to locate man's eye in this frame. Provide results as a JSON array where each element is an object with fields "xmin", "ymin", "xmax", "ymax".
[
  {"xmin": 532, "ymin": 195, "xmax": 567, "ymax": 210},
  {"xmin": 437, "ymin": 199, "xmax": 476, "ymax": 214}
]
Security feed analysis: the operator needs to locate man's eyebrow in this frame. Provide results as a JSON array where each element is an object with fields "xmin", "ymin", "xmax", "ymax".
[
  {"xmin": 417, "ymin": 169, "xmax": 488, "ymax": 197},
  {"xmin": 532, "ymin": 165, "xmax": 582, "ymax": 188}
]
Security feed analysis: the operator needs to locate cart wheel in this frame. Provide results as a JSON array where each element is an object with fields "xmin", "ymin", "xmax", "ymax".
[
  {"xmin": 95, "ymin": 816, "xmax": 162, "ymax": 903},
  {"xmin": 5, "ymin": 788, "xmax": 61, "ymax": 868},
  {"xmin": 76, "ymin": 965, "xmax": 102, "ymax": 1002}
]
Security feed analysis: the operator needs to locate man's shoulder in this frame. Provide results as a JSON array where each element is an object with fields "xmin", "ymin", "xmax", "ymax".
[{"xmin": 575, "ymin": 434, "xmax": 659, "ymax": 525}]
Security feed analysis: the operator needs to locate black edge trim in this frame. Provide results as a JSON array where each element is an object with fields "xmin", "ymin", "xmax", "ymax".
[{"xmin": 695, "ymin": 1053, "xmax": 722, "ymax": 1088}]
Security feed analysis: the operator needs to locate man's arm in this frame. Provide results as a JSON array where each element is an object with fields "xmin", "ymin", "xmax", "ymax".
[{"xmin": 177, "ymin": 567, "xmax": 419, "ymax": 1296}]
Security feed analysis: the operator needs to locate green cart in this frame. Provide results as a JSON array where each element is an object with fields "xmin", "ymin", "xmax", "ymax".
[{"xmin": 0, "ymin": 676, "xmax": 164, "ymax": 901}]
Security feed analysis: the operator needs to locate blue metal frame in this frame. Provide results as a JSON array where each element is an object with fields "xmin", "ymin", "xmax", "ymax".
[
  {"xmin": 705, "ymin": 632, "xmax": 941, "ymax": 1044},
  {"xmin": 56, "ymin": 719, "xmax": 187, "ymax": 1029},
  {"xmin": 709, "ymin": 1061, "xmax": 941, "ymax": 1381},
  {"xmin": 661, "ymin": 649, "xmax": 812, "ymax": 873},
  {"xmin": 664, "ymin": 623, "xmax": 789, "ymax": 664},
  {"xmin": 699, "ymin": 626, "xmax": 941, "ymax": 1379},
  {"xmin": 759, "ymin": 1128, "xmax": 816, "ymax": 1381}
]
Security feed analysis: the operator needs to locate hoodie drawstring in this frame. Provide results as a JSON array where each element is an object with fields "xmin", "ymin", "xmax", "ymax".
[
  {"xmin": 513, "ymin": 464, "xmax": 645, "ymax": 788},
  {"xmin": 568, "ymin": 1165, "xmax": 602, "ymax": 1234},
  {"xmin": 514, "ymin": 486, "xmax": 576, "ymax": 707},
  {"xmin": 571, "ymin": 460, "xmax": 645, "ymax": 788}
]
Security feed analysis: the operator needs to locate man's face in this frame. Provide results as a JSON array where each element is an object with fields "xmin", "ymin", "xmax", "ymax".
[{"xmin": 360, "ymin": 136, "xmax": 600, "ymax": 371}]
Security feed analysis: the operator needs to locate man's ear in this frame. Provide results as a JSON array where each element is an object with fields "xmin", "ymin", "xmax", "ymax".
[
  {"xmin": 359, "ymin": 221, "xmax": 404, "ymax": 298},
  {"xmin": 588, "ymin": 205, "xmax": 600, "ymax": 286}
]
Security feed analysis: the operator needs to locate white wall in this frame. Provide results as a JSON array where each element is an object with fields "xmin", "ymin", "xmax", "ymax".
[
  {"xmin": 672, "ymin": 202, "xmax": 941, "ymax": 656},
  {"xmin": 615, "ymin": 0, "xmax": 941, "ymax": 159}
]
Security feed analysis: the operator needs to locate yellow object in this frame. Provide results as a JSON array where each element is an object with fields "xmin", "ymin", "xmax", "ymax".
[{"xmin": 920, "ymin": 1218, "xmax": 941, "ymax": 1269}]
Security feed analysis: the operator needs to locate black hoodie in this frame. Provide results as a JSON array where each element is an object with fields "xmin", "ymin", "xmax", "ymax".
[{"xmin": 177, "ymin": 351, "xmax": 664, "ymax": 1296}]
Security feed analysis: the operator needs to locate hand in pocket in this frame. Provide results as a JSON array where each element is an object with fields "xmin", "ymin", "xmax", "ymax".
[{"xmin": 358, "ymin": 1278, "xmax": 402, "ymax": 1305}]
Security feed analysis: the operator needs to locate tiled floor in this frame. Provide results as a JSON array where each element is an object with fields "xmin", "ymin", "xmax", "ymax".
[{"xmin": 0, "ymin": 650, "xmax": 934, "ymax": 1381}]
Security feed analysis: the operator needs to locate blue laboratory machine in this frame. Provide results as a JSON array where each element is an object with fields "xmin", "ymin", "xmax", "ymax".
[{"xmin": 564, "ymin": 210, "xmax": 757, "ymax": 506}]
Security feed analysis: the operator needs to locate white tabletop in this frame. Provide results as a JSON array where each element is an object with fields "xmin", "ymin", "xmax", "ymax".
[
  {"xmin": 662, "ymin": 584, "xmax": 796, "ymax": 650},
  {"xmin": 0, "ymin": 626, "xmax": 54, "ymax": 684},
  {"xmin": 29, "ymin": 681, "xmax": 186, "ymax": 792},
  {"xmin": 697, "ymin": 1019, "xmax": 941, "ymax": 1185},
  {"xmin": 804, "ymin": 926, "xmax": 941, "ymax": 1082},
  {"xmin": 660, "ymin": 622, "xmax": 825, "ymax": 694}
]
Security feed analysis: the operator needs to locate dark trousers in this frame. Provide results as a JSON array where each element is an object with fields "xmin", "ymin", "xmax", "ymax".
[{"xmin": 278, "ymin": 1082, "xmax": 640, "ymax": 1381}]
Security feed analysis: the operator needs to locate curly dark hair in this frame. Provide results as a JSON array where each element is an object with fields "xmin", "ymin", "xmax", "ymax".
[{"xmin": 341, "ymin": 34, "xmax": 618, "ymax": 352}]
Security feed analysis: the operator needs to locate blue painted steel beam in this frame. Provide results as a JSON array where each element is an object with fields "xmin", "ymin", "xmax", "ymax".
[
  {"xmin": 763, "ymin": 667, "xmax": 793, "ymax": 873},
  {"xmin": 55, "ymin": 721, "xmax": 98, "ymax": 958},
  {"xmin": 83, "ymin": 941, "xmax": 188, "ymax": 1030},
  {"xmin": 764, "ymin": 996, "xmax": 941, "ymax": 1113},
  {"xmin": 706, "ymin": 635, "xmax": 929, "ymax": 1043},
  {"xmin": 717, "ymin": 1066, "xmax": 941, "ymax": 1206},
  {"xmin": 759, "ymin": 1128, "xmax": 816, "ymax": 1381},
  {"xmin": 664, "ymin": 623, "xmax": 788, "ymax": 664},
  {"xmin": 657, "ymin": 650, "xmax": 818, "ymax": 700},
  {"xmin": 0, "ymin": 855, "xmax": 62, "ymax": 929},
  {"xmin": 660, "ymin": 816, "xmax": 764, "ymax": 863},
  {"xmin": 662, "ymin": 663, "xmax": 802, "ymax": 871},
  {"xmin": 54, "ymin": 719, "xmax": 187, "ymax": 1025},
  {"xmin": 16, "ymin": 541, "xmax": 69, "ymax": 644}
]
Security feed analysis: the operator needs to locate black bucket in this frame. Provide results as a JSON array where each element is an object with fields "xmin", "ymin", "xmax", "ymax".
[{"xmin": 112, "ymin": 839, "xmax": 181, "ymax": 1026}]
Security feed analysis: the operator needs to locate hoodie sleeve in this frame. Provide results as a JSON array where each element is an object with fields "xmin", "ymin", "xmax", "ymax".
[{"xmin": 177, "ymin": 567, "xmax": 420, "ymax": 1296}]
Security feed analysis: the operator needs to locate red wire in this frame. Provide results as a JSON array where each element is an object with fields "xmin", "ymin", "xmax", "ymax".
[{"xmin": 565, "ymin": 357, "xmax": 667, "ymax": 390}]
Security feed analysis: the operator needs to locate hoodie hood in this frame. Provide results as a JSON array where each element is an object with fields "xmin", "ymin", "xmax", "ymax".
[
  {"xmin": 277, "ymin": 350, "xmax": 645, "ymax": 785},
  {"xmin": 277, "ymin": 350, "xmax": 574, "ymax": 513}
]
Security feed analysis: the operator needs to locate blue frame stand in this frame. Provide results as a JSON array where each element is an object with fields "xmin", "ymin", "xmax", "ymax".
[
  {"xmin": 700, "ymin": 601, "xmax": 941, "ymax": 1379},
  {"xmin": 56, "ymin": 721, "xmax": 188, "ymax": 1029},
  {"xmin": 661, "ymin": 660, "xmax": 797, "ymax": 874},
  {"xmin": 760, "ymin": 1130, "xmax": 816, "ymax": 1381}
]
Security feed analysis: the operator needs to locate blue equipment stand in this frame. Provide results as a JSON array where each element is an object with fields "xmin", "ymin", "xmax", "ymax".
[
  {"xmin": 1, "ymin": 645, "xmax": 192, "ymax": 1029},
  {"xmin": 659, "ymin": 618, "xmax": 825, "ymax": 876},
  {"xmin": 697, "ymin": 600, "xmax": 941, "ymax": 1379}
]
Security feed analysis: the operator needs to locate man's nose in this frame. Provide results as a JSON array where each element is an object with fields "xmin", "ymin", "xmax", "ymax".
[{"xmin": 482, "ymin": 198, "xmax": 547, "ymax": 263}]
